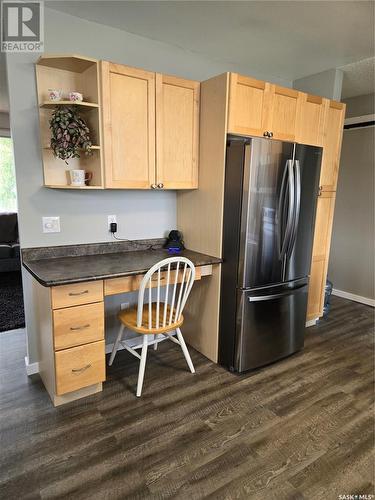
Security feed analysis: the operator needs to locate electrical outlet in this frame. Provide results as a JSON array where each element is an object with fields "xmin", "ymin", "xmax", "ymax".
[
  {"xmin": 42, "ymin": 216, "xmax": 60, "ymax": 233},
  {"xmin": 120, "ymin": 302, "xmax": 130, "ymax": 310},
  {"xmin": 108, "ymin": 215, "xmax": 116, "ymax": 230}
]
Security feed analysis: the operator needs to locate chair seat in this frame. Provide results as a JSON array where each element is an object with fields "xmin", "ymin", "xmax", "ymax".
[{"xmin": 118, "ymin": 303, "xmax": 184, "ymax": 334}]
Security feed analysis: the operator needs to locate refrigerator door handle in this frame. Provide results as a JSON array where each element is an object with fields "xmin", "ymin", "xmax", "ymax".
[
  {"xmin": 277, "ymin": 162, "xmax": 288, "ymax": 256},
  {"xmin": 286, "ymin": 159, "xmax": 301, "ymax": 258},
  {"xmin": 279, "ymin": 160, "xmax": 295, "ymax": 258},
  {"xmin": 248, "ymin": 285, "xmax": 305, "ymax": 302}
]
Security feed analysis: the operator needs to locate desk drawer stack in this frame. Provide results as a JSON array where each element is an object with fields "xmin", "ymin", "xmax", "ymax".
[{"xmin": 37, "ymin": 279, "xmax": 106, "ymax": 406}]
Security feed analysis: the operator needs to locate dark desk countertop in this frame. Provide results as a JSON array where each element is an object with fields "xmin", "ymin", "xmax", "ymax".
[{"xmin": 22, "ymin": 248, "xmax": 222, "ymax": 287}]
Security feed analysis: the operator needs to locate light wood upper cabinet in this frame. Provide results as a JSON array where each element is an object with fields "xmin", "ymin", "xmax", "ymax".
[
  {"xmin": 228, "ymin": 74, "xmax": 301, "ymax": 141},
  {"xmin": 319, "ymin": 100, "xmax": 346, "ymax": 192},
  {"xmin": 156, "ymin": 74, "xmax": 199, "ymax": 189},
  {"xmin": 295, "ymin": 94, "xmax": 327, "ymax": 147},
  {"xmin": 228, "ymin": 74, "xmax": 271, "ymax": 137},
  {"xmin": 265, "ymin": 85, "xmax": 301, "ymax": 141},
  {"xmin": 101, "ymin": 62, "xmax": 199, "ymax": 190},
  {"xmin": 101, "ymin": 62, "xmax": 156, "ymax": 189}
]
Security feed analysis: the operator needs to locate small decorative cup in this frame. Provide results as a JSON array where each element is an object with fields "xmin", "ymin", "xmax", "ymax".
[
  {"xmin": 68, "ymin": 91, "xmax": 83, "ymax": 102},
  {"xmin": 48, "ymin": 89, "xmax": 62, "ymax": 101},
  {"xmin": 68, "ymin": 169, "xmax": 92, "ymax": 187}
]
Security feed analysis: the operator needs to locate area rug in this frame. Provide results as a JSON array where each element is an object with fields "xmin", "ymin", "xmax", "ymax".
[{"xmin": 0, "ymin": 272, "xmax": 25, "ymax": 332}]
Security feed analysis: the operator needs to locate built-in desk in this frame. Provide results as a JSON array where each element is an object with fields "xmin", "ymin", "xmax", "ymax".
[{"xmin": 22, "ymin": 240, "xmax": 221, "ymax": 406}]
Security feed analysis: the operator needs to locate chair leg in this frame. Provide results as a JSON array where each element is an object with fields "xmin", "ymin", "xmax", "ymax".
[
  {"xmin": 136, "ymin": 335, "xmax": 148, "ymax": 397},
  {"xmin": 176, "ymin": 328, "xmax": 195, "ymax": 374},
  {"xmin": 154, "ymin": 334, "xmax": 158, "ymax": 350},
  {"xmin": 109, "ymin": 324, "xmax": 125, "ymax": 366}
]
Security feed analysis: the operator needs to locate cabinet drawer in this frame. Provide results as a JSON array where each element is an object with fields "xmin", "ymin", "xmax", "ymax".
[
  {"xmin": 104, "ymin": 267, "xmax": 202, "ymax": 296},
  {"xmin": 55, "ymin": 340, "xmax": 105, "ymax": 396},
  {"xmin": 53, "ymin": 302, "xmax": 104, "ymax": 350},
  {"xmin": 51, "ymin": 281, "xmax": 103, "ymax": 309}
]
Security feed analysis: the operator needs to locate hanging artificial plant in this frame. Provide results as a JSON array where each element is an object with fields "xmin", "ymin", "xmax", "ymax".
[{"xmin": 49, "ymin": 106, "xmax": 93, "ymax": 163}]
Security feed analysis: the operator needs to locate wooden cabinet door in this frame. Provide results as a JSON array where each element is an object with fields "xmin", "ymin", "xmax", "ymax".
[
  {"xmin": 101, "ymin": 62, "xmax": 155, "ymax": 188},
  {"xmin": 227, "ymin": 73, "xmax": 271, "ymax": 137},
  {"xmin": 310, "ymin": 191, "xmax": 336, "ymax": 261},
  {"xmin": 307, "ymin": 258, "xmax": 326, "ymax": 321},
  {"xmin": 319, "ymin": 100, "xmax": 346, "ymax": 191},
  {"xmin": 156, "ymin": 74, "xmax": 199, "ymax": 189},
  {"xmin": 265, "ymin": 85, "xmax": 301, "ymax": 142},
  {"xmin": 295, "ymin": 94, "xmax": 327, "ymax": 147},
  {"xmin": 307, "ymin": 191, "xmax": 336, "ymax": 320}
]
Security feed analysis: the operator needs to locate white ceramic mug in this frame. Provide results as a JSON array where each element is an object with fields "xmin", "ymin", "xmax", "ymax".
[
  {"xmin": 69, "ymin": 169, "xmax": 88, "ymax": 186},
  {"xmin": 69, "ymin": 91, "xmax": 83, "ymax": 102},
  {"xmin": 48, "ymin": 89, "xmax": 62, "ymax": 101}
]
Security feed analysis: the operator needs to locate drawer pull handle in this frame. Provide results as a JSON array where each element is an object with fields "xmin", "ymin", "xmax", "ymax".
[
  {"xmin": 70, "ymin": 324, "xmax": 90, "ymax": 331},
  {"xmin": 72, "ymin": 364, "xmax": 91, "ymax": 374},
  {"xmin": 151, "ymin": 276, "xmax": 166, "ymax": 282},
  {"xmin": 68, "ymin": 290, "xmax": 89, "ymax": 296}
]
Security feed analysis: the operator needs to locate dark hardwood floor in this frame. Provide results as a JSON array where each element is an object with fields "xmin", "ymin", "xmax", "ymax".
[{"xmin": 0, "ymin": 296, "xmax": 374, "ymax": 499}]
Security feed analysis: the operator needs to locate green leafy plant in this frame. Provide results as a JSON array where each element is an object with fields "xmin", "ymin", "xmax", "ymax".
[{"xmin": 49, "ymin": 106, "xmax": 93, "ymax": 163}]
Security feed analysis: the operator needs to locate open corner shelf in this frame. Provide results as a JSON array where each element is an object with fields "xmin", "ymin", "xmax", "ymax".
[
  {"xmin": 36, "ymin": 54, "xmax": 104, "ymax": 190},
  {"xmin": 40, "ymin": 101, "xmax": 99, "ymax": 109},
  {"xmin": 36, "ymin": 54, "xmax": 97, "ymax": 73},
  {"xmin": 42, "ymin": 145, "xmax": 101, "ymax": 150},
  {"xmin": 45, "ymin": 185, "xmax": 104, "ymax": 190}
]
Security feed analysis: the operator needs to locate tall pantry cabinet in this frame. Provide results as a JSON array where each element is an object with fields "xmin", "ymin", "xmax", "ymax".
[
  {"xmin": 307, "ymin": 100, "xmax": 345, "ymax": 320},
  {"xmin": 177, "ymin": 72, "xmax": 345, "ymax": 362}
]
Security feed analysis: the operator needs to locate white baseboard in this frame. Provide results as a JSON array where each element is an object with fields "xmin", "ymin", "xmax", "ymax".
[
  {"xmin": 306, "ymin": 318, "xmax": 318, "ymax": 327},
  {"xmin": 332, "ymin": 288, "xmax": 375, "ymax": 307},
  {"xmin": 24, "ymin": 356, "xmax": 40, "ymax": 376},
  {"xmin": 106, "ymin": 342, "xmax": 119, "ymax": 354},
  {"xmin": 105, "ymin": 338, "xmax": 138, "ymax": 354}
]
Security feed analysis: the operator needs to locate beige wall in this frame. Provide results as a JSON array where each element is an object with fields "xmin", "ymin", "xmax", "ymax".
[
  {"xmin": 0, "ymin": 112, "xmax": 10, "ymax": 134},
  {"xmin": 293, "ymin": 68, "xmax": 343, "ymax": 100},
  {"xmin": 328, "ymin": 93, "xmax": 375, "ymax": 300}
]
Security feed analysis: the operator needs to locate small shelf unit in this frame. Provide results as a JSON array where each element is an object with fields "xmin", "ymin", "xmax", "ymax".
[
  {"xmin": 45, "ymin": 185, "xmax": 104, "ymax": 190},
  {"xmin": 42, "ymin": 145, "xmax": 101, "ymax": 150},
  {"xmin": 36, "ymin": 54, "xmax": 104, "ymax": 189}
]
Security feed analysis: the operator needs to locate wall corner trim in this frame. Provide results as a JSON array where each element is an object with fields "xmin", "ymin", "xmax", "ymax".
[
  {"xmin": 332, "ymin": 289, "xmax": 375, "ymax": 307},
  {"xmin": 25, "ymin": 356, "xmax": 40, "ymax": 376}
]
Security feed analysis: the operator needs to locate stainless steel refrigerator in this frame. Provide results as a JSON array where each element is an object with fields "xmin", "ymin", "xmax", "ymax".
[{"xmin": 219, "ymin": 135, "xmax": 322, "ymax": 372}]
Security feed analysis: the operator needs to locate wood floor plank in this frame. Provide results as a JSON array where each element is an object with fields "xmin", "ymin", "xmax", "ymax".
[{"xmin": 0, "ymin": 296, "xmax": 373, "ymax": 499}]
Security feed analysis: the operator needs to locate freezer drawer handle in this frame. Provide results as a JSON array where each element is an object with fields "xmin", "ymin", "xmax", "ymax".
[{"xmin": 248, "ymin": 287, "xmax": 305, "ymax": 302}]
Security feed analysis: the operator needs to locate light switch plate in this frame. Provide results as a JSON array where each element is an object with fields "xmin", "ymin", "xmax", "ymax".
[{"xmin": 42, "ymin": 216, "xmax": 60, "ymax": 233}]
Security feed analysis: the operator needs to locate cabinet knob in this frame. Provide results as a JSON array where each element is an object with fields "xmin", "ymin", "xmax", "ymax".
[
  {"xmin": 269, "ymin": 132, "xmax": 273, "ymax": 138},
  {"xmin": 318, "ymin": 186, "xmax": 323, "ymax": 196},
  {"xmin": 263, "ymin": 131, "xmax": 269, "ymax": 137},
  {"xmin": 157, "ymin": 183, "xmax": 164, "ymax": 189},
  {"xmin": 151, "ymin": 184, "xmax": 157, "ymax": 189}
]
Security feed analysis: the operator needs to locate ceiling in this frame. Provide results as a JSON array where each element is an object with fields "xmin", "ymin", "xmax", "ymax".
[{"xmin": 46, "ymin": 0, "xmax": 374, "ymax": 89}]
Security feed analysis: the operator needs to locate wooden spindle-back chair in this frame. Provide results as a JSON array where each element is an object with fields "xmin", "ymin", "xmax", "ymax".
[{"xmin": 108, "ymin": 257, "xmax": 196, "ymax": 396}]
